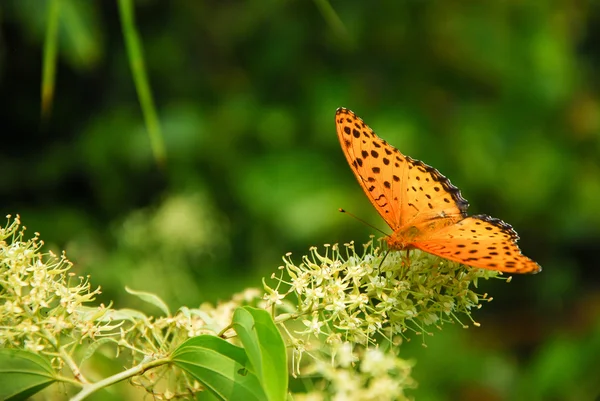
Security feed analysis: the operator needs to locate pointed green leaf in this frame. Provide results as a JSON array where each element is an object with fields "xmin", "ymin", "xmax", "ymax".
[
  {"xmin": 117, "ymin": 0, "xmax": 166, "ymax": 165},
  {"xmin": 172, "ymin": 335, "xmax": 266, "ymax": 401},
  {"xmin": 100, "ymin": 308, "xmax": 149, "ymax": 322},
  {"xmin": 0, "ymin": 349, "xmax": 56, "ymax": 401},
  {"xmin": 41, "ymin": 0, "xmax": 60, "ymax": 118},
  {"xmin": 80, "ymin": 337, "xmax": 118, "ymax": 364},
  {"xmin": 60, "ymin": 0, "xmax": 103, "ymax": 68},
  {"xmin": 233, "ymin": 307, "xmax": 288, "ymax": 401},
  {"xmin": 125, "ymin": 287, "xmax": 170, "ymax": 316}
]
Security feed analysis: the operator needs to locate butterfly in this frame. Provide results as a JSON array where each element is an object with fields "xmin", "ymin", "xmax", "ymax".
[{"xmin": 336, "ymin": 107, "xmax": 541, "ymax": 274}]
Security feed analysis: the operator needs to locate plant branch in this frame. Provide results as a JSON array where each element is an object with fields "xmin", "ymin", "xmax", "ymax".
[
  {"xmin": 70, "ymin": 356, "xmax": 171, "ymax": 401},
  {"xmin": 60, "ymin": 346, "xmax": 90, "ymax": 384}
]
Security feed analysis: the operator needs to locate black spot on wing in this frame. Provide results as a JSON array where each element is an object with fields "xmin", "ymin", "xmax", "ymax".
[{"xmin": 404, "ymin": 155, "xmax": 470, "ymax": 216}]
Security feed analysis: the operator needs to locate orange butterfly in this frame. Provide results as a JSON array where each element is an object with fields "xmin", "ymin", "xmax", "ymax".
[{"xmin": 336, "ymin": 107, "xmax": 541, "ymax": 274}]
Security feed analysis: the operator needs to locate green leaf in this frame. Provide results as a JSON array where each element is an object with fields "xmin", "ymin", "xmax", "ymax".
[
  {"xmin": 0, "ymin": 349, "xmax": 57, "ymax": 401},
  {"xmin": 80, "ymin": 338, "xmax": 118, "ymax": 364},
  {"xmin": 100, "ymin": 308, "xmax": 149, "ymax": 322},
  {"xmin": 59, "ymin": 0, "xmax": 103, "ymax": 69},
  {"xmin": 12, "ymin": 0, "xmax": 102, "ymax": 70},
  {"xmin": 41, "ymin": 0, "xmax": 60, "ymax": 119},
  {"xmin": 117, "ymin": 0, "xmax": 166, "ymax": 166},
  {"xmin": 314, "ymin": 0, "xmax": 350, "ymax": 42},
  {"xmin": 125, "ymin": 287, "xmax": 171, "ymax": 316},
  {"xmin": 172, "ymin": 335, "xmax": 266, "ymax": 401},
  {"xmin": 233, "ymin": 307, "xmax": 288, "ymax": 401}
]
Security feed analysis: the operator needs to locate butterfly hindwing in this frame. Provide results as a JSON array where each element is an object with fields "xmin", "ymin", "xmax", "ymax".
[{"xmin": 413, "ymin": 215, "xmax": 541, "ymax": 273}]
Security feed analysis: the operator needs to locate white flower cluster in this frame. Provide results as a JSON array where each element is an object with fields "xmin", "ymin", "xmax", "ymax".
[
  {"xmin": 295, "ymin": 346, "xmax": 416, "ymax": 401},
  {"xmin": 0, "ymin": 215, "xmax": 103, "ymax": 355},
  {"xmin": 265, "ymin": 238, "xmax": 503, "ymax": 386}
]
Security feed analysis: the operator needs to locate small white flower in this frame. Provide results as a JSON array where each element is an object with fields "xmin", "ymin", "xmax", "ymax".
[
  {"xmin": 2, "ymin": 300, "xmax": 23, "ymax": 314},
  {"xmin": 334, "ymin": 342, "xmax": 357, "ymax": 368},
  {"xmin": 263, "ymin": 289, "xmax": 285, "ymax": 307},
  {"xmin": 361, "ymin": 348, "xmax": 396, "ymax": 376},
  {"xmin": 304, "ymin": 287, "xmax": 324, "ymax": 304},
  {"xmin": 326, "ymin": 278, "xmax": 348, "ymax": 298},
  {"xmin": 366, "ymin": 375, "xmax": 401, "ymax": 400},
  {"xmin": 330, "ymin": 369, "xmax": 359, "ymax": 398},
  {"xmin": 291, "ymin": 272, "xmax": 310, "ymax": 294},
  {"xmin": 366, "ymin": 275, "xmax": 386, "ymax": 294},
  {"xmin": 347, "ymin": 292, "xmax": 368, "ymax": 310},
  {"xmin": 365, "ymin": 314, "xmax": 382, "ymax": 334},
  {"xmin": 313, "ymin": 265, "xmax": 332, "ymax": 285},
  {"xmin": 324, "ymin": 297, "xmax": 347, "ymax": 315},
  {"xmin": 422, "ymin": 313, "xmax": 439, "ymax": 325},
  {"xmin": 346, "ymin": 263, "xmax": 367, "ymax": 280},
  {"xmin": 302, "ymin": 315, "xmax": 324, "ymax": 336},
  {"xmin": 24, "ymin": 338, "xmax": 45, "ymax": 352}
]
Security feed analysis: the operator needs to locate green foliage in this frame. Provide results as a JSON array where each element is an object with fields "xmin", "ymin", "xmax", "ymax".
[
  {"xmin": 172, "ymin": 336, "xmax": 267, "ymax": 401},
  {"xmin": 171, "ymin": 308, "xmax": 290, "ymax": 401},
  {"xmin": 232, "ymin": 307, "xmax": 288, "ymax": 401},
  {"xmin": 0, "ymin": 349, "xmax": 56, "ymax": 401}
]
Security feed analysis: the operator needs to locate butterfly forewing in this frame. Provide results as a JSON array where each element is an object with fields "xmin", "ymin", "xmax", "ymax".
[
  {"xmin": 336, "ymin": 108, "xmax": 403, "ymax": 228},
  {"xmin": 336, "ymin": 107, "xmax": 468, "ymax": 231},
  {"xmin": 401, "ymin": 155, "xmax": 469, "ymax": 226}
]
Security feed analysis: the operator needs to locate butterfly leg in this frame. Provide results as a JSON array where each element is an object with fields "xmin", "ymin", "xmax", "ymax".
[{"xmin": 377, "ymin": 249, "xmax": 390, "ymax": 272}]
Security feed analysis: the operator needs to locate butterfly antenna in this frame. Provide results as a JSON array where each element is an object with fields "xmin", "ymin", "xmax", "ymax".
[{"xmin": 338, "ymin": 208, "xmax": 388, "ymax": 236}]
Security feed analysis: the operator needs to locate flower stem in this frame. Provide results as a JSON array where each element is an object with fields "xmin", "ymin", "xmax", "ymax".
[
  {"xmin": 70, "ymin": 356, "xmax": 171, "ymax": 401},
  {"xmin": 60, "ymin": 346, "xmax": 89, "ymax": 384}
]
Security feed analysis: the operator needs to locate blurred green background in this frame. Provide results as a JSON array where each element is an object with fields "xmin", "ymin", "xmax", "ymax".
[{"xmin": 1, "ymin": 0, "xmax": 599, "ymax": 400}]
